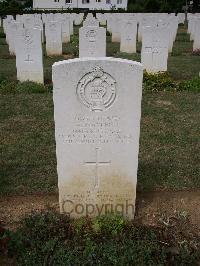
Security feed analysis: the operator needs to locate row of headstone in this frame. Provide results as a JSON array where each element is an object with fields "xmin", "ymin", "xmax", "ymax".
[
  {"xmin": 52, "ymin": 13, "xmax": 199, "ymax": 219},
  {"xmin": 188, "ymin": 14, "xmax": 200, "ymax": 51},
  {"xmin": 52, "ymin": 13, "xmax": 198, "ymax": 219},
  {"xmin": 105, "ymin": 13, "xmax": 179, "ymax": 73},
  {"xmin": 2, "ymin": 12, "xmax": 197, "ymax": 83},
  {"xmin": 2, "ymin": 13, "xmax": 84, "ymax": 84}
]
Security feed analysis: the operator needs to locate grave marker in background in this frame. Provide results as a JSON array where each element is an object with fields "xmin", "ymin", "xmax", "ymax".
[{"xmin": 15, "ymin": 28, "xmax": 44, "ymax": 84}]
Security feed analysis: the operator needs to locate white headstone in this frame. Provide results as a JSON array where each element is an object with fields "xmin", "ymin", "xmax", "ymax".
[
  {"xmin": 15, "ymin": 28, "xmax": 44, "ymax": 84},
  {"xmin": 193, "ymin": 19, "xmax": 200, "ymax": 51},
  {"xmin": 120, "ymin": 20, "xmax": 137, "ymax": 53},
  {"xmin": 8, "ymin": 22, "xmax": 24, "ymax": 55},
  {"xmin": 61, "ymin": 19, "xmax": 70, "ymax": 44},
  {"xmin": 96, "ymin": 13, "xmax": 107, "ymax": 26},
  {"xmin": 79, "ymin": 26, "xmax": 106, "ymax": 57},
  {"xmin": 141, "ymin": 26, "xmax": 169, "ymax": 73},
  {"xmin": 83, "ymin": 16, "xmax": 99, "ymax": 28},
  {"xmin": 45, "ymin": 21, "xmax": 62, "ymax": 56},
  {"xmin": 74, "ymin": 13, "xmax": 84, "ymax": 26},
  {"xmin": 111, "ymin": 15, "xmax": 122, "ymax": 43},
  {"xmin": 52, "ymin": 58, "xmax": 143, "ymax": 219},
  {"xmin": 33, "ymin": 19, "xmax": 44, "ymax": 43}
]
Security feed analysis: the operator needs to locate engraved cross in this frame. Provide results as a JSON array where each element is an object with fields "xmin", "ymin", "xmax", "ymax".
[
  {"xmin": 84, "ymin": 147, "xmax": 111, "ymax": 188},
  {"xmin": 25, "ymin": 54, "xmax": 33, "ymax": 62}
]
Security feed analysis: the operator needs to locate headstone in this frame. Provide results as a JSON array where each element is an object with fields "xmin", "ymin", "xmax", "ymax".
[
  {"xmin": 79, "ymin": 26, "xmax": 106, "ymax": 57},
  {"xmin": 45, "ymin": 21, "xmax": 62, "ymax": 56},
  {"xmin": 61, "ymin": 19, "xmax": 70, "ymax": 44},
  {"xmin": 111, "ymin": 16, "xmax": 122, "ymax": 43},
  {"xmin": 96, "ymin": 13, "xmax": 107, "ymax": 26},
  {"xmin": 33, "ymin": 19, "xmax": 44, "ymax": 43},
  {"xmin": 8, "ymin": 21, "xmax": 24, "ymax": 55},
  {"xmin": 193, "ymin": 19, "xmax": 200, "ymax": 51},
  {"xmin": 23, "ymin": 15, "xmax": 35, "ymax": 29},
  {"xmin": 141, "ymin": 26, "xmax": 169, "ymax": 73},
  {"xmin": 69, "ymin": 14, "xmax": 74, "ymax": 35},
  {"xmin": 74, "ymin": 13, "xmax": 84, "ymax": 26},
  {"xmin": 120, "ymin": 20, "xmax": 137, "ymax": 53},
  {"xmin": 83, "ymin": 16, "xmax": 99, "ymax": 28},
  {"xmin": 15, "ymin": 28, "xmax": 44, "ymax": 84},
  {"xmin": 52, "ymin": 58, "xmax": 143, "ymax": 219}
]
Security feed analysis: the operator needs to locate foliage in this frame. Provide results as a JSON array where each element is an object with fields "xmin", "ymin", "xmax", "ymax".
[
  {"xmin": 178, "ymin": 77, "xmax": 200, "ymax": 92},
  {"xmin": 0, "ymin": 32, "xmax": 6, "ymax": 38},
  {"xmin": 91, "ymin": 214, "xmax": 127, "ymax": 236},
  {"xmin": 1, "ymin": 211, "xmax": 199, "ymax": 265},
  {"xmin": 143, "ymin": 72, "xmax": 177, "ymax": 92},
  {"xmin": 0, "ymin": 0, "xmax": 199, "ymax": 14},
  {"xmin": 68, "ymin": 35, "xmax": 79, "ymax": 57},
  {"xmin": 128, "ymin": 0, "xmax": 184, "ymax": 12},
  {"xmin": 143, "ymin": 72, "xmax": 200, "ymax": 92},
  {"xmin": 0, "ymin": 80, "xmax": 52, "ymax": 94},
  {"xmin": 0, "ymin": 0, "xmax": 22, "ymax": 16},
  {"xmin": 0, "ymin": 74, "xmax": 199, "ymax": 94}
]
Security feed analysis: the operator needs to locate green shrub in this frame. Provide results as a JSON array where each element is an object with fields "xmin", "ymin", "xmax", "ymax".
[
  {"xmin": 69, "ymin": 35, "xmax": 79, "ymax": 57},
  {"xmin": 16, "ymin": 81, "xmax": 51, "ymax": 93},
  {"xmin": 0, "ymin": 80, "xmax": 52, "ymax": 94},
  {"xmin": 178, "ymin": 77, "xmax": 200, "ymax": 92},
  {"xmin": 2, "ymin": 211, "xmax": 199, "ymax": 265},
  {"xmin": 0, "ymin": 80, "xmax": 16, "ymax": 94},
  {"xmin": 91, "ymin": 214, "xmax": 126, "ymax": 236},
  {"xmin": 0, "ymin": 32, "xmax": 6, "ymax": 38},
  {"xmin": 143, "ymin": 72, "xmax": 177, "ymax": 92}
]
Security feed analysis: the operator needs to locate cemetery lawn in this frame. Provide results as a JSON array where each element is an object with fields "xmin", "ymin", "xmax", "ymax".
[
  {"xmin": 0, "ymin": 91, "xmax": 199, "ymax": 195},
  {"xmin": 0, "ymin": 23, "xmax": 200, "ymax": 266},
  {"xmin": 0, "ymin": 24, "xmax": 200, "ymax": 195},
  {"xmin": 1, "ymin": 25, "xmax": 200, "ymax": 82}
]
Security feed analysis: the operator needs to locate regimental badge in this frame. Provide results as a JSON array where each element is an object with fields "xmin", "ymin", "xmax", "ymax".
[{"xmin": 77, "ymin": 66, "xmax": 117, "ymax": 112}]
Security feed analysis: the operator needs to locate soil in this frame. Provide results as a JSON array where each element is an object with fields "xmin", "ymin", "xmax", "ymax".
[{"xmin": 0, "ymin": 191, "xmax": 199, "ymax": 234}]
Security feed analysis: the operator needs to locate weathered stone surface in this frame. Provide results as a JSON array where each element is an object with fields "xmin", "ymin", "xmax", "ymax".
[
  {"xmin": 120, "ymin": 20, "xmax": 137, "ymax": 53},
  {"xmin": 53, "ymin": 58, "xmax": 143, "ymax": 219},
  {"xmin": 141, "ymin": 25, "xmax": 169, "ymax": 73},
  {"xmin": 15, "ymin": 28, "xmax": 44, "ymax": 84},
  {"xmin": 79, "ymin": 26, "xmax": 106, "ymax": 57},
  {"xmin": 45, "ymin": 21, "xmax": 62, "ymax": 56}
]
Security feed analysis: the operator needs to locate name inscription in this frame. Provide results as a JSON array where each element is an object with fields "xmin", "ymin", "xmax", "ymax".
[{"xmin": 58, "ymin": 115, "xmax": 134, "ymax": 144}]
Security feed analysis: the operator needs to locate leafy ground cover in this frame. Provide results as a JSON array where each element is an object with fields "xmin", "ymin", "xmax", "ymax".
[
  {"xmin": 0, "ymin": 212, "xmax": 200, "ymax": 265},
  {"xmin": 0, "ymin": 21, "xmax": 199, "ymax": 266}
]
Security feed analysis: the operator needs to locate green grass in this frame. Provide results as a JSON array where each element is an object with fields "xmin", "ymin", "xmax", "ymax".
[
  {"xmin": 1, "ymin": 212, "xmax": 199, "ymax": 265},
  {"xmin": 0, "ymin": 25, "xmax": 200, "ymax": 82},
  {"xmin": 0, "ymin": 88, "xmax": 199, "ymax": 195},
  {"xmin": 0, "ymin": 23, "xmax": 199, "ymax": 265},
  {"xmin": 0, "ymin": 92, "xmax": 57, "ymax": 195},
  {"xmin": 0, "ymin": 24, "xmax": 199, "ymax": 195}
]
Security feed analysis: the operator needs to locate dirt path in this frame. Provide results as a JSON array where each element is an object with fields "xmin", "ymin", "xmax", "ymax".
[{"xmin": 0, "ymin": 191, "xmax": 199, "ymax": 232}]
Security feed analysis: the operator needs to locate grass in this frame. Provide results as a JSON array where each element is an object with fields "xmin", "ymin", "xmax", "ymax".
[
  {"xmin": 1, "ymin": 212, "xmax": 199, "ymax": 265},
  {"xmin": 0, "ymin": 23, "xmax": 199, "ymax": 266},
  {"xmin": 0, "ymin": 88, "xmax": 199, "ymax": 195},
  {"xmin": 0, "ymin": 23, "xmax": 199, "ymax": 195},
  {"xmin": 0, "ymin": 25, "xmax": 200, "ymax": 82}
]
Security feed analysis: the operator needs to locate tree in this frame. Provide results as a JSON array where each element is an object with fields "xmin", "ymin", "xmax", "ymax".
[
  {"xmin": 193, "ymin": 0, "xmax": 200, "ymax": 12},
  {"xmin": 145, "ymin": 0, "xmax": 161, "ymax": 12},
  {"xmin": 0, "ymin": 0, "xmax": 23, "ymax": 16},
  {"xmin": 23, "ymin": 0, "xmax": 32, "ymax": 8}
]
